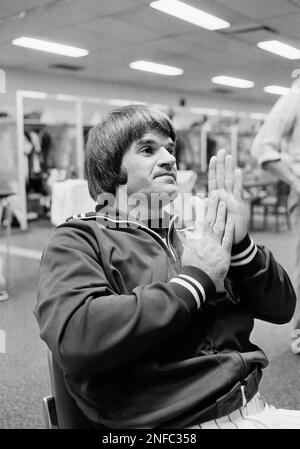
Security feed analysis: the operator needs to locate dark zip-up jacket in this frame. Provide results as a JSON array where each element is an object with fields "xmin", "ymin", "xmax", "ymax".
[{"xmin": 35, "ymin": 210, "xmax": 296, "ymax": 428}]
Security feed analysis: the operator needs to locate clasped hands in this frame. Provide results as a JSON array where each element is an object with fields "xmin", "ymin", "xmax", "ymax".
[{"xmin": 181, "ymin": 149, "xmax": 249, "ymax": 286}]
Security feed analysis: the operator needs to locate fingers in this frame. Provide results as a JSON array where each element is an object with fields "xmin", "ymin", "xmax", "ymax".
[
  {"xmin": 208, "ymin": 155, "xmax": 217, "ymax": 193},
  {"xmin": 210, "ymin": 150, "xmax": 236, "ymax": 195},
  {"xmin": 216, "ymin": 149, "xmax": 226, "ymax": 190},
  {"xmin": 222, "ymin": 217, "xmax": 234, "ymax": 252},
  {"xmin": 204, "ymin": 191, "xmax": 219, "ymax": 230},
  {"xmin": 233, "ymin": 168, "xmax": 243, "ymax": 200},
  {"xmin": 204, "ymin": 192, "xmax": 233, "ymax": 249},
  {"xmin": 224, "ymin": 154, "xmax": 234, "ymax": 192},
  {"xmin": 191, "ymin": 196, "xmax": 205, "ymax": 237},
  {"xmin": 213, "ymin": 201, "xmax": 227, "ymax": 241}
]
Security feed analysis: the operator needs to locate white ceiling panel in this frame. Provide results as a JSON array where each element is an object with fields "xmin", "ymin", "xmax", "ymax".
[
  {"xmin": 117, "ymin": 6, "xmax": 198, "ymax": 37},
  {"xmin": 0, "ymin": 0, "xmax": 55, "ymax": 17},
  {"xmin": 23, "ymin": 23, "xmax": 115, "ymax": 52},
  {"xmin": 225, "ymin": 28, "xmax": 280, "ymax": 46},
  {"xmin": 264, "ymin": 12, "xmax": 300, "ymax": 39},
  {"xmin": 178, "ymin": 0, "xmax": 250, "ymax": 23},
  {"xmin": 79, "ymin": 17, "xmax": 158, "ymax": 45},
  {"xmin": 1, "ymin": 0, "xmax": 299, "ymax": 106},
  {"xmin": 214, "ymin": 0, "xmax": 300, "ymax": 20},
  {"xmin": 181, "ymin": 30, "xmax": 244, "ymax": 53},
  {"xmin": 26, "ymin": 0, "xmax": 140, "ymax": 27}
]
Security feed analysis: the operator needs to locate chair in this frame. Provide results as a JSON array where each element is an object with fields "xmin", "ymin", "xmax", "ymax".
[
  {"xmin": 43, "ymin": 350, "xmax": 99, "ymax": 429},
  {"xmin": 249, "ymin": 181, "xmax": 291, "ymax": 231}
]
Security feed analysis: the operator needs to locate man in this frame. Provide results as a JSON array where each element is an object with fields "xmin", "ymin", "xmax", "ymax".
[
  {"xmin": 35, "ymin": 105, "xmax": 299, "ymax": 429},
  {"xmin": 251, "ymin": 84, "xmax": 300, "ymax": 354}
]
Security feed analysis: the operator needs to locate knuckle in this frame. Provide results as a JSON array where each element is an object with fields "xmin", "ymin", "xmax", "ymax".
[
  {"xmin": 205, "ymin": 217, "xmax": 214, "ymax": 227},
  {"xmin": 213, "ymin": 224, "xmax": 223, "ymax": 234}
]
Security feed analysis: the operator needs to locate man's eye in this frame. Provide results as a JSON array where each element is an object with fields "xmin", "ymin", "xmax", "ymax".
[
  {"xmin": 168, "ymin": 147, "xmax": 175, "ymax": 155},
  {"xmin": 140, "ymin": 147, "xmax": 154, "ymax": 154}
]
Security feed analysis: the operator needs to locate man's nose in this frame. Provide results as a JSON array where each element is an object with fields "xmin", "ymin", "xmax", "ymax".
[{"xmin": 157, "ymin": 146, "xmax": 176, "ymax": 167}]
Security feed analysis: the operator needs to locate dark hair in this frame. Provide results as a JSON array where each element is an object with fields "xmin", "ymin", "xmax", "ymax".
[{"xmin": 85, "ymin": 104, "xmax": 176, "ymax": 199}]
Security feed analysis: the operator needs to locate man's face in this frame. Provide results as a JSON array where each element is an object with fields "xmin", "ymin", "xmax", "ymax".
[{"xmin": 121, "ymin": 129, "xmax": 178, "ymax": 204}]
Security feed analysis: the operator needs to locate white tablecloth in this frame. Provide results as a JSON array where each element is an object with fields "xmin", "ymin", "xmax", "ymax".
[{"xmin": 50, "ymin": 179, "xmax": 96, "ymax": 226}]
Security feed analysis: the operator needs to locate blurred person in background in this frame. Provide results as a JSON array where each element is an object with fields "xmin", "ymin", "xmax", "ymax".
[{"xmin": 251, "ymin": 80, "xmax": 300, "ymax": 354}]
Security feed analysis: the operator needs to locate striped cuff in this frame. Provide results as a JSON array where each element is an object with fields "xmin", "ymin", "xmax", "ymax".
[
  {"xmin": 169, "ymin": 266, "xmax": 216, "ymax": 310},
  {"xmin": 231, "ymin": 234, "xmax": 257, "ymax": 267}
]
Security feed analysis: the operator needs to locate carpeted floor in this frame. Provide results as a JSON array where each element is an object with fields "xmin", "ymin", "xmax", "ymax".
[{"xmin": 0, "ymin": 218, "xmax": 299, "ymax": 429}]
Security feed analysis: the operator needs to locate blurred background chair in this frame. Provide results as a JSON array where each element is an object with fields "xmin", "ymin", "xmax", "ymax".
[{"xmin": 249, "ymin": 181, "xmax": 291, "ymax": 232}]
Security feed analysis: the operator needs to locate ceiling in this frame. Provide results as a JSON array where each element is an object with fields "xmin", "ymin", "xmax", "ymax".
[{"xmin": 1, "ymin": 0, "xmax": 300, "ymax": 107}]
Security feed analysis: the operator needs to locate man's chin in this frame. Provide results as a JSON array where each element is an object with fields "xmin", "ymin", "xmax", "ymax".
[
  {"xmin": 147, "ymin": 187, "xmax": 178, "ymax": 208},
  {"xmin": 158, "ymin": 186, "xmax": 179, "ymax": 201}
]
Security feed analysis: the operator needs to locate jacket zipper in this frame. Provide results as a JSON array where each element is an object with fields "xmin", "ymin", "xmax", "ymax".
[
  {"xmin": 96, "ymin": 215, "xmax": 178, "ymax": 264},
  {"xmin": 166, "ymin": 215, "xmax": 179, "ymax": 264}
]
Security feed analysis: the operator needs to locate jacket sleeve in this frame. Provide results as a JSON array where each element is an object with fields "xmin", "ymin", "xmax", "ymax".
[
  {"xmin": 251, "ymin": 91, "xmax": 298, "ymax": 167},
  {"xmin": 227, "ymin": 234, "xmax": 296, "ymax": 324},
  {"xmin": 34, "ymin": 222, "xmax": 215, "ymax": 377}
]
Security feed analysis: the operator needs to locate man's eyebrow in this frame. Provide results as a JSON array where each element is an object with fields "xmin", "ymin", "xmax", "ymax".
[{"xmin": 136, "ymin": 138, "xmax": 174, "ymax": 146}]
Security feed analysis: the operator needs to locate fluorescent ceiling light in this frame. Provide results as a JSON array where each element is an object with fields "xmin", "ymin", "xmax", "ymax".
[
  {"xmin": 150, "ymin": 0, "xmax": 230, "ymax": 30},
  {"xmin": 257, "ymin": 40, "xmax": 300, "ymax": 60},
  {"xmin": 212, "ymin": 76, "xmax": 254, "ymax": 89},
  {"xmin": 129, "ymin": 60, "xmax": 183, "ymax": 76},
  {"xmin": 264, "ymin": 85, "xmax": 290, "ymax": 96},
  {"xmin": 12, "ymin": 37, "xmax": 89, "ymax": 57}
]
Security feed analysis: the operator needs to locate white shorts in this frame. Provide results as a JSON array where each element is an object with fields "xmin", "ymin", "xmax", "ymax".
[{"xmin": 187, "ymin": 393, "xmax": 300, "ymax": 429}]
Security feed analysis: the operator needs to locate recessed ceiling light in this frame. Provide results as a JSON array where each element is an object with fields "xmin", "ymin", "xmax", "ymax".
[
  {"xmin": 257, "ymin": 40, "xmax": 300, "ymax": 60},
  {"xmin": 264, "ymin": 85, "xmax": 290, "ymax": 96},
  {"xmin": 212, "ymin": 76, "xmax": 254, "ymax": 89},
  {"xmin": 12, "ymin": 37, "xmax": 89, "ymax": 57},
  {"xmin": 150, "ymin": 0, "xmax": 230, "ymax": 30},
  {"xmin": 129, "ymin": 60, "xmax": 183, "ymax": 76}
]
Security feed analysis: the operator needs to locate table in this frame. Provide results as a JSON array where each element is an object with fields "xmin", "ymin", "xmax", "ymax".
[{"xmin": 0, "ymin": 192, "xmax": 14, "ymax": 301}]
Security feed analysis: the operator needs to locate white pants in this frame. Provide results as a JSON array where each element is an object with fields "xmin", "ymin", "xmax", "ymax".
[
  {"xmin": 289, "ymin": 190, "xmax": 300, "ymax": 332},
  {"xmin": 187, "ymin": 393, "xmax": 300, "ymax": 429}
]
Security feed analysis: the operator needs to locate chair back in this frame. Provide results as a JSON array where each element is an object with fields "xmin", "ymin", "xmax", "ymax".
[
  {"xmin": 48, "ymin": 351, "xmax": 97, "ymax": 429},
  {"xmin": 276, "ymin": 181, "xmax": 290, "ymax": 207}
]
